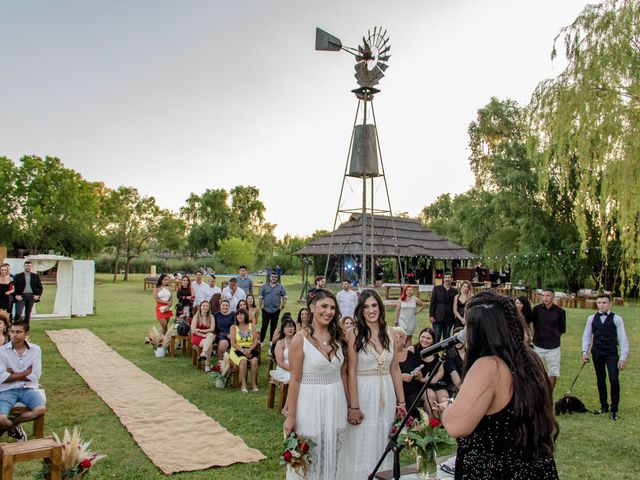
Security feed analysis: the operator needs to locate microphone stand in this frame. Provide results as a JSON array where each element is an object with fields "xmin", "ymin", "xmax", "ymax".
[{"xmin": 367, "ymin": 354, "xmax": 445, "ymax": 480}]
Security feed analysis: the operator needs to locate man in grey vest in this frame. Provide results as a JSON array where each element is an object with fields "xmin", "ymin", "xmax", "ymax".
[{"xmin": 581, "ymin": 294, "xmax": 629, "ymax": 421}]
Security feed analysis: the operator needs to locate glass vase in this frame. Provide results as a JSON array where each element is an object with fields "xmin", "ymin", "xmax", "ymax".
[{"xmin": 416, "ymin": 448, "xmax": 438, "ymax": 479}]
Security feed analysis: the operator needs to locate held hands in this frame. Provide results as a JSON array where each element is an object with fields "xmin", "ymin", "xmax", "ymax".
[
  {"xmin": 15, "ymin": 295, "xmax": 23, "ymax": 301},
  {"xmin": 396, "ymin": 404, "xmax": 407, "ymax": 416},
  {"xmin": 429, "ymin": 316, "xmax": 435, "ymax": 324},
  {"xmin": 582, "ymin": 353, "xmax": 590, "ymax": 363},
  {"xmin": 33, "ymin": 295, "xmax": 40, "ymax": 301},
  {"xmin": 618, "ymin": 360, "xmax": 626, "ymax": 370}
]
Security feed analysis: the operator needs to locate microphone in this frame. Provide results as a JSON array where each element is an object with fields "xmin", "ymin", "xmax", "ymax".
[{"xmin": 420, "ymin": 330, "xmax": 466, "ymax": 358}]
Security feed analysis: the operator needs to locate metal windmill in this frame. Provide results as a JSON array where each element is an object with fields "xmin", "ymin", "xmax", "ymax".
[{"xmin": 316, "ymin": 27, "xmax": 403, "ymax": 287}]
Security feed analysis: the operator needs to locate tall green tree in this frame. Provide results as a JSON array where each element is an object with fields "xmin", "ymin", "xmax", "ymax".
[
  {"xmin": 180, "ymin": 189, "xmax": 232, "ymax": 255},
  {"xmin": 103, "ymin": 186, "xmax": 162, "ymax": 281},
  {"xmin": 11, "ymin": 156, "xmax": 103, "ymax": 255},
  {"xmin": 529, "ymin": 0, "xmax": 640, "ymax": 291},
  {"xmin": 0, "ymin": 157, "xmax": 19, "ymax": 248}
]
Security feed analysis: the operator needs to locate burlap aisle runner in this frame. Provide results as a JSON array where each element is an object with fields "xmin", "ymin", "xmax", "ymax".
[{"xmin": 47, "ymin": 329, "xmax": 265, "ymax": 474}]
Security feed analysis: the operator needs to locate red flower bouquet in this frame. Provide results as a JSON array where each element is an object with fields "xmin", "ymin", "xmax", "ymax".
[{"xmin": 280, "ymin": 432, "xmax": 317, "ymax": 476}]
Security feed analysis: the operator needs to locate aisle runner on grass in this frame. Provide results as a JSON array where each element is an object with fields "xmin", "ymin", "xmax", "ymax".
[{"xmin": 47, "ymin": 328, "xmax": 265, "ymax": 474}]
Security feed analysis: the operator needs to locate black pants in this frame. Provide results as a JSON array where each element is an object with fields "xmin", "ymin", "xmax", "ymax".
[
  {"xmin": 592, "ymin": 352, "xmax": 620, "ymax": 413},
  {"xmin": 432, "ymin": 321, "xmax": 453, "ymax": 343},
  {"xmin": 14, "ymin": 294, "xmax": 35, "ymax": 323},
  {"xmin": 260, "ymin": 309, "xmax": 280, "ymax": 343}
]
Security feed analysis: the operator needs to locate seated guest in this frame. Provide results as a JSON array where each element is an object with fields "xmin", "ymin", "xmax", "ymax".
[
  {"xmin": 271, "ymin": 312, "xmax": 294, "ymax": 355},
  {"xmin": 339, "ymin": 316, "xmax": 355, "ymax": 334},
  {"xmin": 214, "ymin": 300, "xmax": 236, "ymax": 361},
  {"xmin": 229, "ymin": 309, "xmax": 260, "ymax": 393},
  {"xmin": 296, "ymin": 307, "xmax": 310, "ymax": 331},
  {"xmin": 270, "ymin": 317, "xmax": 296, "ymax": 383},
  {"xmin": 0, "ymin": 311, "xmax": 10, "ymax": 345},
  {"xmin": 391, "ymin": 327, "xmax": 426, "ymax": 415},
  {"xmin": 443, "ymin": 326, "xmax": 466, "ymax": 390},
  {"xmin": 245, "ymin": 294, "xmax": 260, "ymax": 327},
  {"xmin": 0, "ymin": 322, "xmax": 46, "ymax": 441},
  {"xmin": 191, "ymin": 301, "xmax": 216, "ymax": 373},
  {"xmin": 414, "ymin": 327, "xmax": 449, "ymax": 415}
]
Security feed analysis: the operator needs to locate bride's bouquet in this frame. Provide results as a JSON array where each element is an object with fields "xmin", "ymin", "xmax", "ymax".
[{"xmin": 280, "ymin": 432, "xmax": 317, "ymax": 477}]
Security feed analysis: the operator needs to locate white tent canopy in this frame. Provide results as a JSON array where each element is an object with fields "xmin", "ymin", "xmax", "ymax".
[{"xmin": 5, "ymin": 255, "xmax": 95, "ymax": 319}]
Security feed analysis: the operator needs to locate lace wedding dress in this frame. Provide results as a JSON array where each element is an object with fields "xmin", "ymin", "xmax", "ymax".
[
  {"xmin": 341, "ymin": 334, "xmax": 396, "ymax": 479},
  {"xmin": 287, "ymin": 336, "xmax": 348, "ymax": 480}
]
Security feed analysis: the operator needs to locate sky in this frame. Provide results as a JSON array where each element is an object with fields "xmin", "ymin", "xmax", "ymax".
[{"xmin": 1, "ymin": 0, "xmax": 593, "ymax": 238}]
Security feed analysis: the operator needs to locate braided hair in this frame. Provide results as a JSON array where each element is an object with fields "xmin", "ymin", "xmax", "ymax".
[
  {"xmin": 307, "ymin": 289, "xmax": 344, "ymax": 359},
  {"xmin": 463, "ymin": 291, "xmax": 558, "ymax": 459}
]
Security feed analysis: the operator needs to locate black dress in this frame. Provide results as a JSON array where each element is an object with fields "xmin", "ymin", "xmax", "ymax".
[
  {"xmin": 399, "ymin": 350, "xmax": 423, "ymax": 411},
  {"xmin": 176, "ymin": 286, "xmax": 193, "ymax": 317},
  {"xmin": 421, "ymin": 356, "xmax": 449, "ymax": 390},
  {"xmin": 454, "ymin": 298, "xmax": 466, "ymax": 328},
  {"xmin": 0, "ymin": 283, "xmax": 11, "ymax": 311},
  {"xmin": 455, "ymin": 398, "xmax": 559, "ymax": 479}
]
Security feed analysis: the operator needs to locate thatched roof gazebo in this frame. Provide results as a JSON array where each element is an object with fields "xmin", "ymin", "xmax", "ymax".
[{"xmin": 294, "ymin": 214, "xmax": 477, "ymax": 284}]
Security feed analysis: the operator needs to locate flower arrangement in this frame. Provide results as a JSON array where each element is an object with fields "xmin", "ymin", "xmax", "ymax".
[
  {"xmin": 280, "ymin": 432, "xmax": 317, "ymax": 477},
  {"xmin": 143, "ymin": 325, "xmax": 175, "ymax": 349},
  {"xmin": 37, "ymin": 427, "xmax": 105, "ymax": 479},
  {"xmin": 209, "ymin": 352, "xmax": 231, "ymax": 388},
  {"xmin": 398, "ymin": 409, "xmax": 455, "ymax": 479}
]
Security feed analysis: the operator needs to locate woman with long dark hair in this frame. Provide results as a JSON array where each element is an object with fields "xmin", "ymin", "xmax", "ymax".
[
  {"xmin": 342, "ymin": 289, "xmax": 405, "ymax": 478},
  {"xmin": 515, "ymin": 295, "xmax": 534, "ymax": 344},
  {"xmin": 440, "ymin": 291, "xmax": 559, "ymax": 479},
  {"xmin": 414, "ymin": 327, "xmax": 450, "ymax": 414},
  {"xmin": 296, "ymin": 307, "xmax": 310, "ymax": 331},
  {"xmin": 283, "ymin": 289, "xmax": 348, "ymax": 480},
  {"xmin": 176, "ymin": 275, "xmax": 194, "ymax": 319}
]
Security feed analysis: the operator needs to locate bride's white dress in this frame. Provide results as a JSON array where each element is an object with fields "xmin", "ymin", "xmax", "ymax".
[
  {"xmin": 341, "ymin": 335, "xmax": 396, "ymax": 479},
  {"xmin": 286, "ymin": 336, "xmax": 347, "ymax": 480}
]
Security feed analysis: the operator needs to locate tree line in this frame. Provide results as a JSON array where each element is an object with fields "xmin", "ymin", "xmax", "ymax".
[
  {"xmin": 420, "ymin": 0, "xmax": 639, "ymax": 295},
  {"xmin": 0, "ymin": 155, "xmax": 319, "ymax": 279}
]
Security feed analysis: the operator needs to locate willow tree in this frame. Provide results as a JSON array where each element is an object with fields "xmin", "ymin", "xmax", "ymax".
[{"xmin": 529, "ymin": 0, "xmax": 640, "ymax": 292}]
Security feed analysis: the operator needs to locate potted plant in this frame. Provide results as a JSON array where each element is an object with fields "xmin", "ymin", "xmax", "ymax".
[{"xmin": 144, "ymin": 325, "xmax": 174, "ymax": 357}]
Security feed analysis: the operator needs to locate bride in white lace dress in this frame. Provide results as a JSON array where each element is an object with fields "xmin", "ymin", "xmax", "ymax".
[
  {"xmin": 342, "ymin": 289, "xmax": 406, "ymax": 479},
  {"xmin": 284, "ymin": 289, "xmax": 348, "ymax": 480}
]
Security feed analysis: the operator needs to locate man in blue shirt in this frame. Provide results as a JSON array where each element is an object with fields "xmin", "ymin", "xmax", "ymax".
[{"xmin": 258, "ymin": 272, "xmax": 287, "ymax": 345}]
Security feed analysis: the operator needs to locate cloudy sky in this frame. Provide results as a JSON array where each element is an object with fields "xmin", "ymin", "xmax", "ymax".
[{"xmin": 1, "ymin": 0, "xmax": 591, "ymax": 237}]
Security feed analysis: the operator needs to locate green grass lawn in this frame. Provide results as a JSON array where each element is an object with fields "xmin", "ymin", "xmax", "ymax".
[{"xmin": 17, "ymin": 274, "xmax": 640, "ymax": 479}]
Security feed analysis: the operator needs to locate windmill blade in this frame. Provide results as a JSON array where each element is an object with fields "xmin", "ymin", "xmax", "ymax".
[
  {"xmin": 376, "ymin": 63, "xmax": 389, "ymax": 72},
  {"xmin": 378, "ymin": 54, "xmax": 391, "ymax": 63}
]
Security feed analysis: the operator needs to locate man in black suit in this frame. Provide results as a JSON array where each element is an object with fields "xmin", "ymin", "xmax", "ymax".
[
  {"xmin": 429, "ymin": 271, "xmax": 458, "ymax": 342},
  {"xmin": 13, "ymin": 261, "xmax": 43, "ymax": 324}
]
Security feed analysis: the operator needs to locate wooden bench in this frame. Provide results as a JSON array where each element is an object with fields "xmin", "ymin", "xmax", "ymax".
[
  {"xmin": 169, "ymin": 335, "xmax": 191, "ymax": 357},
  {"xmin": 267, "ymin": 375, "xmax": 288, "ymax": 410},
  {"xmin": 0, "ymin": 437, "xmax": 62, "ymax": 480}
]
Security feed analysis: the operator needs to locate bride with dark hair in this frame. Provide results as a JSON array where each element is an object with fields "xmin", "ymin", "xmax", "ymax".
[
  {"xmin": 440, "ymin": 291, "xmax": 559, "ymax": 479},
  {"xmin": 342, "ymin": 289, "xmax": 405, "ymax": 478},
  {"xmin": 283, "ymin": 289, "xmax": 348, "ymax": 480}
]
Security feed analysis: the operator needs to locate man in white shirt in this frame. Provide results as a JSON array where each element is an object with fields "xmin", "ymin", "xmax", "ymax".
[
  {"xmin": 581, "ymin": 294, "xmax": 629, "ymax": 421},
  {"xmin": 203, "ymin": 275, "xmax": 222, "ymax": 303},
  {"xmin": 222, "ymin": 278, "xmax": 246, "ymax": 312},
  {"xmin": 336, "ymin": 280, "xmax": 358, "ymax": 319},
  {"xmin": 0, "ymin": 322, "xmax": 46, "ymax": 441},
  {"xmin": 192, "ymin": 271, "xmax": 209, "ymax": 309}
]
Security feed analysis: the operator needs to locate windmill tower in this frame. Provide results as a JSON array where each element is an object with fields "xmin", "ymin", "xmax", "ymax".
[{"xmin": 316, "ymin": 27, "xmax": 403, "ymax": 287}]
